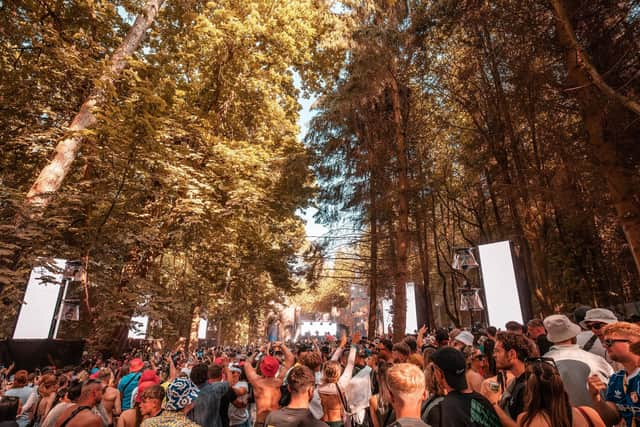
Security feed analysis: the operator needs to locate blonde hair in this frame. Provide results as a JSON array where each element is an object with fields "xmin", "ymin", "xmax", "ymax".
[
  {"xmin": 323, "ymin": 360, "xmax": 342, "ymax": 384},
  {"xmin": 387, "ymin": 363, "xmax": 426, "ymax": 402},
  {"xmin": 603, "ymin": 322, "xmax": 640, "ymax": 339}
]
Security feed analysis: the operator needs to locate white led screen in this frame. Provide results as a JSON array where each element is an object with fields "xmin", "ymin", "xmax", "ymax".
[
  {"xmin": 198, "ymin": 318, "xmax": 207, "ymax": 339},
  {"xmin": 13, "ymin": 259, "xmax": 65, "ymax": 339},
  {"xmin": 300, "ymin": 321, "xmax": 336, "ymax": 336},
  {"xmin": 477, "ymin": 241, "xmax": 524, "ymax": 329},
  {"xmin": 405, "ymin": 282, "xmax": 418, "ymax": 334}
]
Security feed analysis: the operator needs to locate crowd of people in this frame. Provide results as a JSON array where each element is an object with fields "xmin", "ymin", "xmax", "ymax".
[{"xmin": 0, "ymin": 306, "xmax": 639, "ymax": 427}]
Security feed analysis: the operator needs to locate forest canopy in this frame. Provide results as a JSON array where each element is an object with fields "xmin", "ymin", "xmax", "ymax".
[{"xmin": 1, "ymin": 0, "xmax": 639, "ymax": 348}]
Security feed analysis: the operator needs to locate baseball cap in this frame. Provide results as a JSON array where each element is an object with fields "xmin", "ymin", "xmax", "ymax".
[
  {"xmin": 259, "ymin": 355, "xmax": 280, "ymax": 378},
  {"xmin": 430, "ymin": 347, "xmax": 467, "ymax": 391}
]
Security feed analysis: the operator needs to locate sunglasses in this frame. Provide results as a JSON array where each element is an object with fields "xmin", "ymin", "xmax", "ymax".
[
  {"xmin": 603, "ymin": 339, "xmax": 630, "ymax": 347},
  {"xmin": 587, "ymin": 323, "xmax": 605, "ymax": 330}
]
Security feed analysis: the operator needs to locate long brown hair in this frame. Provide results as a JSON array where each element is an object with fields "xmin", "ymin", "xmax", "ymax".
[{"xmin": 520, "ymin": 361, "xmax": 572, "ymax": 427}]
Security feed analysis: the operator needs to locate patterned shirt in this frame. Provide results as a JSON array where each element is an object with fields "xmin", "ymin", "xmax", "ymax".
[
  {"xmin": 141, "ymin": 411, "xmax": 201, "ymax": 427},
  {"xmin": 605, "ymin": 368, "xmax": 640, "ymax": 427}
]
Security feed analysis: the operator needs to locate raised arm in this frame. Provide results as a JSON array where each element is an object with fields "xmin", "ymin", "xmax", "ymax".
[
  {"xmin": 166, "ymin": 355, "xmax": 177, "ymax": 382},
  {"xmin": 331, "ymin": 334, "xmax": 348, "ymax": 362},
  {"xmin": 243, "ymin": 355, "xmax": 261, "ymax": 386},
  {"xmin": 338, "ymin": 332, "xmax": 360, "ymax": 389},
  {"xmin": 281, "ymin": 343, "xmax": 295, "ymax": 371},
  {"xmin": 416, "ymin": 325, "xmax": 427, "ymax": 349}
]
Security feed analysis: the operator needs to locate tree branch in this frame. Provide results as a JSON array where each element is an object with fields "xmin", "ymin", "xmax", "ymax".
[{"xmin": 550, "ymin": 0, "xmax": 640, "ymax": 117}]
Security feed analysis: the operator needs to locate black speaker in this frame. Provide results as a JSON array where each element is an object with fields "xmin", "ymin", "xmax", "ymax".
[{"xmin": 0, "ymin": 339, "xmax": 84, "ymax": 371}]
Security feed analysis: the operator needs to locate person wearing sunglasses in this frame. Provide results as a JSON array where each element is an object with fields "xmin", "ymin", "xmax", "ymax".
[
  {"xmin": 517, "ymin": 359, "xmax": 604, "ymax": 427},
  {"xmin": 587, "ymin": 322, "xmax": 640, "ymax": 427},
  {"xmin": 463, "ymin": 347, "xmax": 486, "ymax": 393},
  {"xmin": 578, "ymin": 308, "xmax": 618, "ymax": 361},
  {"xmin": 543, "ymin": 315, "xmax": 613, "ymax": 408}
]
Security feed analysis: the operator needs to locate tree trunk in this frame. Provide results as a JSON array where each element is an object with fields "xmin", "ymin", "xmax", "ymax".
[
  {"xmin": 367, "ymin": 165, "xmax": 379, "ymax": 339},
  {"xmin": 25, "ymin": 0, "xmax": 165, "ymax": 208},
  {"xmin": 188, "ymin": 305, "xmax": 201, "ymax": 355},
  {"xmin": 552, "ymin": 0, "xmax": 640, "ymax": 278},
  {"xmin": 415, "ymin": 207, "xmax": 435, "ymax": 328},
  {"xmin": 388, "ymin": 74, "xmax": 410, "ymax": 342},
  {"xmin": 431, "ymin": 194, "xmax": 460, "ymax": 327}
]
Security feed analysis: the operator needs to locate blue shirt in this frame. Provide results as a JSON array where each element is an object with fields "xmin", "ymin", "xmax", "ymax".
[
  {"xmin": 188, "ymin": 381, "xmax": 231, "ymax": 427},
  {"xmin": 606, "ymin": 369, "xmax": 640, "ymax": 426},
  {"xmin": 118, "ymin": 372, "xmax": 141, "ymax": 411}
]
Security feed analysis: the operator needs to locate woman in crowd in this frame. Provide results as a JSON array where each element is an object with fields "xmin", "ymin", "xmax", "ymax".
[
  {"xmin": 318, "ymin": 361, "xmax": 349, "ymax": 427},
  {"xmin": 368, "ymin": 361, "xmax": 395, "ymax": 427},
  {"xmin": 21, "ymin": 374, "xmax": 57, "ymax": 427},
  {"xmin": 318, "ymin": 337, "xmax": 357, "ymax": 427},
  {"xmin": 40, "ymin": 379, "xmax": 82, "ymax": 427},
  {"xmin": 517, "ymin": 359, "xmax": 605, "ymax": 427},
  {"xmin": 464, "ymin": 347, "xmax": 486, "ymax": 393}
]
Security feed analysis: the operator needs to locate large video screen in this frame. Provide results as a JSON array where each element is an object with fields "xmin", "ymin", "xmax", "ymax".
[
  {"xmin": 477, "ymin": 241, "xmax": 524, "ymax": 329},
  {"xmin": 13, "ymin": 259, "xmax": 66, "ymax": 339}
]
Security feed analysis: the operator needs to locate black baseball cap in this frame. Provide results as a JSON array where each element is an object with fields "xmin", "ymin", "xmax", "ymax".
[{"xmin": 430, "ymin": 347, "xmax": 467, "ymax": 391}]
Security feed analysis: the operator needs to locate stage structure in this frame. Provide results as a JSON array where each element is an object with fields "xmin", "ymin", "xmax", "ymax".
[{"xmin": 13, "ymin": 259, "xmax": 83, "ymax": 340}]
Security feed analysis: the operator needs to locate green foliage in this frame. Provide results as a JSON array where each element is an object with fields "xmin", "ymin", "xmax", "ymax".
[{"xmin": 0, "ymin": 0, "xmax": 347, "ymax": 350}]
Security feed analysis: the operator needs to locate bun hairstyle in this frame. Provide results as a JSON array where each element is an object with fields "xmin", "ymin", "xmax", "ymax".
[{"xmin": 323, "ymin": 360, "xmax": 342, "ymax": 383}]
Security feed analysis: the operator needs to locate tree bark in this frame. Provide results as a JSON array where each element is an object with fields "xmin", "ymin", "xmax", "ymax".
[
  {"xmin": 25, "ymin": 0, "xmax": 165, "ymax": 208},
  {"xmin": 388, "ymin": 74, "xmax": 410, "ymax": 342},
  {"xmin": 367, "ymin": 154, "xmax": 379, "ymax": 339},
  {"xmin": 552, "ymin": 0, "xmax": 640, "ymax": 278},
  {"xmin": 415, "ymin": 206, "xmax": 435, "ymax": 328}
]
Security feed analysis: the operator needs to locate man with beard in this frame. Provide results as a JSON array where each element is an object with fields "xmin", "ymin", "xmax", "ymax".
[{"xmin": 487, "ymin": 332, "xmax": 532, "ymax": 427}]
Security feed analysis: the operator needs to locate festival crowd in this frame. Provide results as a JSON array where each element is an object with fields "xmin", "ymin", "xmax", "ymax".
[{"xmin": 0, "ymin": 306, "xmax": 640, "ymax": 427}]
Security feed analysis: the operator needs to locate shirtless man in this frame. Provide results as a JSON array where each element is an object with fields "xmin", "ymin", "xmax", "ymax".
[
  {"xmin": 97, "ymin": 368, "xmax": 121, "ymax": 426},
  {"xmin": 54, "ymin": 379, "xmax": 103, "ymax": 427},
  {"xmin": 244, "ymin": 342, "xmax": 295, "ymax": 427}
]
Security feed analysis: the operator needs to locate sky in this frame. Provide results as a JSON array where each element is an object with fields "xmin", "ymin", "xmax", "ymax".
[{"xmin": 295, "ymin": 80, "xmax": 329, "ymax": 242}]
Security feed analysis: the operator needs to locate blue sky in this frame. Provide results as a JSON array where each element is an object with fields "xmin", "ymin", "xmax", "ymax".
[{"xmin": 296, "ymin": 81, "xmax": 328, "ymax": 242}]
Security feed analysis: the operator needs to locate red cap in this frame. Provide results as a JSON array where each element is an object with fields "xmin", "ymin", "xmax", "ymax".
[
  {"xmin": 129, "ymin": 358, "xmax": 144, "ymax": 373},
  {"xmin": 259, "ymin": 356, "xmax": 280, "ymax": 378}
]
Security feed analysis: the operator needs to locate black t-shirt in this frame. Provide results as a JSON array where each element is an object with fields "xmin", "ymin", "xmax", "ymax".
[
  {"xmin": 264, "ymin": 407, "xmax": 328, "ymax": 427},
  {"xmin": 484, "ymin": 339, "xmax": 496, "ymax": 376},
  {"xmin": 536, "ymin": 335, "xmax": 553, "ymax": 356},
  {"xmin": 424, "ymin": 391, "xmax": 501, "ymax": 427},
  {"xmin": 389, "ymin": 417, "xmax": 430, "ymax": 427},
  {"xmin": 500, "ymin": 373, "xmax": 526, "ymax": 420}
]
